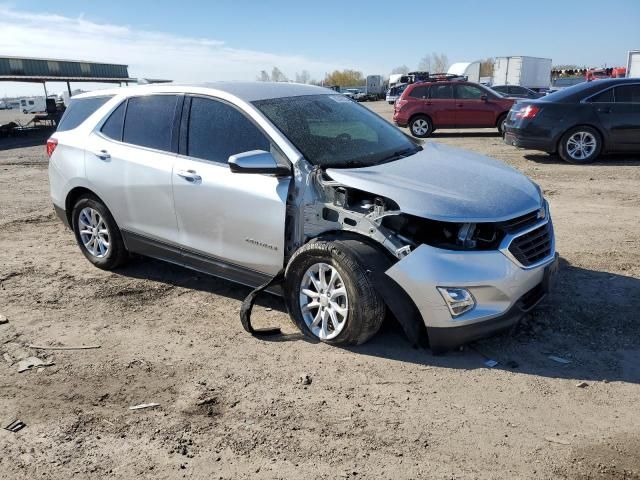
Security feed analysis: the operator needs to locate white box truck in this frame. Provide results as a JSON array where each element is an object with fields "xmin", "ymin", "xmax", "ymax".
[
  {"xmin": 627, "ymin": 50, "xmax": 640, "ymax": 78},
  {"xmin": 19, "ymin": 96, "xmax": 46, "ymax": 114},
  {"xmin": 447, "ymin": 62, "xmax": 481, "ymax": 83},
  {"xmin": 493, "ymin": 56, "xmax": 552, "ymax": 90}
]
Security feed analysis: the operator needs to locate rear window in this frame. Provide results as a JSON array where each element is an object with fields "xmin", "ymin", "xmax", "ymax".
[
  {"xmin": 57, "ymin": 96, "xmax": 112, "ymax": 132},
  {"xmin": 122, "ymin": 95, "xmax": 179, "ymax": 152},
  {"xmin": 588, "ymin": 88, "xmax": 614, "ymax": 103},
  {"xmin": 614, "ymin": 85, "xmax": 640, "ymax": 103},
  {"xmin": 430, "ymin": 84, "xmax": 453, "ymax": 99},
  {"xmin": 100, "ymin": 101, "xmax": 126, "ymax": 141},
  {"xmin": 409, "ymin": 86, "xmax": 428, "ymax": 98}
]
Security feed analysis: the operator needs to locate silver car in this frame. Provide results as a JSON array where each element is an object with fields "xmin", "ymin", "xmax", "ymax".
[{"xmin": 48, "ymin": 82, "xmax": 558, "ymax": 352}]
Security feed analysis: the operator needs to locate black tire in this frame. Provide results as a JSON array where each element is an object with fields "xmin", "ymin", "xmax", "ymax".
[
  {"xmin": 409, "ymin": 115, "xmax": 433, "ymax": 138},
  {"xmin": 284, "ymin": 237, "xmax": 386, "ymax": 346},
  {"xmin": 71, "ymin": 195, "xmax": 128, "ymax": 270},
  {"xmin": 497, "ymin": 113, "xmax": 507, "ymax": 136},
  {"xmin": 558, "ymin": 126, "xmax": 602, "ymax": 164}
]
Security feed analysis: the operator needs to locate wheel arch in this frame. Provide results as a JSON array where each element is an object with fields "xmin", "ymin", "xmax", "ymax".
[
  {"xmin": 64, "ymin": 187, "xmax": 108, "ymax": 227},
  {"xmin": 408, "ymin": 112, "xmax": 433, "ymax": 126},
  {"xmin": 303, "ymin": 230, "xmax": 428, "ymax": 347},
  {"xmin": 557, "ymin": 123, "xmax": 607, "ymax": 153},
  {"xmin": 496, "ymin": 111, "xmax": 509, "ymax": 127}
]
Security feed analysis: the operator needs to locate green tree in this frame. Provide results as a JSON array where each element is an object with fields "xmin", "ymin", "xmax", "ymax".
[{"xmin": 323, "ymin": 69, "xmax": 364, "ymax": 87}]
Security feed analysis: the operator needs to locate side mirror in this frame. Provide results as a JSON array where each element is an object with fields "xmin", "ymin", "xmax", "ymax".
[
  {"xmin": 228, "ymin": 150, "xmax": 290, "ymax": 176},
  {"xmin": 480, "ymin": 94, "xmax": 488, "ymax": 102}
]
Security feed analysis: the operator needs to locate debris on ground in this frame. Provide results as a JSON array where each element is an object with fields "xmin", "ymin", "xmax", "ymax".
[
  {"xmin": 576, "ymin": 381, "xmax": 589, "ymax": 388},
  {"xmin": 4, "ymin": 419, "xmax": 26, "ymax": 433},
  {"xmin": 0, "ymin": 314, "xmax": 8, "ymax": 325},
  {"xmin": 17, "ymin": 356, "xmax": 54, "ymax": 373},
  {"xmin": 548, "ymin": 355, "xmax": 571, "ymax": 364},
  {"xmin": 545, "ymin": 436, "xmax": 571, "ymax": 445},
  {"xmin": 28, "ymin": 344, "xmax": 101, "ymax": 350},
  {"xmin": 299, "ymin": 373, "xmax": 312, "ymax": 386},
  {"xmin": 484, "ymin": 359, "xmax": 499, "ymax": 368},
  {"xmin": 129, "ymin": 403, "xmax": 160, "ymax": 410}
]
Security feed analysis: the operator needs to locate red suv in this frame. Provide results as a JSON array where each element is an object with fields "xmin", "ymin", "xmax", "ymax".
[{"xmin": 393, "ymin": 80, "xmax": 516, "ymax": 138}]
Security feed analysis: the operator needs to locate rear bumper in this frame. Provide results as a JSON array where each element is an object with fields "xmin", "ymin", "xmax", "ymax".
[
  {"xmin": 503, "ymin": 126, "xmax": 557, "ymax": 153},
  {"xmin": 54, "ymin": 204, "xmax": 70, "ymax": 229}
]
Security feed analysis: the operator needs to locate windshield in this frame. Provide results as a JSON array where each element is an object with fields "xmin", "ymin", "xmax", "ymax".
[{"xmin": 253, "ymin": 94, "xmax": 420, "ymax": 168}]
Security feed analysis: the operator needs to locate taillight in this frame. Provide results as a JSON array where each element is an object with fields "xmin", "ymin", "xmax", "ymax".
[
  {"xmin": 46, "ymin": 138, "xmax": 58, "ymax": 158},
  {"xmin": 514, "ymin": 105, "xmax": 540, "ymax": 119}
]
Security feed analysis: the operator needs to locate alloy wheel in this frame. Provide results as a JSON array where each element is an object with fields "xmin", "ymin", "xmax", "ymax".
[
  {"xmin": 412, "ymin": 119, "xmax": 429, "ymax": 136},
  {"xmin": 566, "ymin": 131, "xmax": 596, "ymax": 161},
  {"xmin": 299, "ymin": 262, "xmax": 348, "ymax": 340},
  {"xmin": 77, "ymin": 207, "xmax": 110, "ymax": 258}
]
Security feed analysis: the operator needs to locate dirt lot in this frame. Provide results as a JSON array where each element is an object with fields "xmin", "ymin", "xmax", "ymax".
[{"xmin": 1, "ymin": 102, "xmax": 639, "ymax": 479}]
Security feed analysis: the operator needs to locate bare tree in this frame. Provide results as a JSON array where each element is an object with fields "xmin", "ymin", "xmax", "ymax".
[
  {"xmin": 295, "ymin": 70, "xmax": 311, "ymax": 84},
  {"xmin": 257, "ymin": 70, "xmax": 270, "ymax": 82},
  {"xmin": 431, "ymin": 53, "xmax": 449, "ymax": 73},
  {"xmin": 417, "ymin": 55, "xmax": 431, "ymax": 72},
  {"xmin": 271, "ymin": 66, "xmax": 288, "ymax": 82},
  {"xmin": 391, "ymin": 65, "xmax": 410, "ymax": 75}
]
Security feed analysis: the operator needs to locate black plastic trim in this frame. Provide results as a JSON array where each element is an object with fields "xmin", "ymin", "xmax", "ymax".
[{"xmin": 54, "ymin": 204, "xmax": 70, "ymax": 229}]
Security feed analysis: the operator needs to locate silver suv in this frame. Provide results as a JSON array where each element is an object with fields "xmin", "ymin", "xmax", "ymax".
[{"xmin": 48, "ymin": 82, "xmax": 558, "ymax": 352}]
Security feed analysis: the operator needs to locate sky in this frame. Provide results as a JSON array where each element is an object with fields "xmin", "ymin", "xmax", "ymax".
[{"xmin": 1, "ymin": 0, "xmax": 639, "ymax": 97}]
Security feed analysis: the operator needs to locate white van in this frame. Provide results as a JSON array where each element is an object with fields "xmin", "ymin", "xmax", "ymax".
[{"xmin": 20, "ymin": 97, "xmax": 46, "ymax": 114}]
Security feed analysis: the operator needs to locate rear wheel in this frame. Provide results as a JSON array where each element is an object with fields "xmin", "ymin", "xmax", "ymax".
[
  {"xmin": 409, "ymin": 115, "xmax": 433, "ymax": 138},
  {"xmin": 558, "ymin": 126, "xmax": 601, "ymax": 164},
  {"xmin": 71, "ymin": 196, "xmax": 128, "ymax": 270},
  {"xmin": 284, "ymin": 238, "xmax": 386, "ymax": 345}
]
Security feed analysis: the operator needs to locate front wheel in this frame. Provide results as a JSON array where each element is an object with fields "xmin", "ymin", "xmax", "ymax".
[
  {"xmin": 558, "ymin": 127, "xmax": 602, "ymax": 164},
  {"xmin": 71, "ymin": 195, "xmax": 128, "ymax": 270},
  {"xmin": 284, "ymin": 238, "xmax": 386, "ymax": 345},
  {"xmin": 409, "ymin": 115, "xmax": 433, "ymax": 138}
]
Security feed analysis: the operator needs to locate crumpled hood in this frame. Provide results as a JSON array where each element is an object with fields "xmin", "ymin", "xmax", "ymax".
[{"xmin": 325, "ymin": 142, "xmax": 542, "ymax": 223}]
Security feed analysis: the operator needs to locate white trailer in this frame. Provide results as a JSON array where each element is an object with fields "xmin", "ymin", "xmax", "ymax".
[
  {"xmin": 447, "ymin": 62, "xmax": 481, "ymax": 83},
  {"xmin": 493, "ymin": 56, "xmax": 552, "ymax": 90},
  {"xmin": 388, "ymin": 74, "xmax": 403, "ymax": 88},
  {"xmin": 365, "ymin": 75, "xmax": 385, "ymax": 100},
  {"xmin": 19, "ymin": 96, "xmax": 46, "ymax": 114},
  {"xmin": 627, "ymin": 50, "xmax": 640, "ymax": 78}
]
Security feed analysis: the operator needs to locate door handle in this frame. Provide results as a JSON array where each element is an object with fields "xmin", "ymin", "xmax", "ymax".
[
  {"xmin": 176, "ymin": 169, "xmax": 202, "ymax": 182},
  {"xmin": 597, "ymin": 107, "xmax": 611, "ymax": 114},
  {"xmin": 93, "ymin": 149, "xmax": 110, "ymax": 160}
]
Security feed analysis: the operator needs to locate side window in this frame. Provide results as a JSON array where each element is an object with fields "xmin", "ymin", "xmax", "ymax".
[
  {"xmin": 588, "ymin": 88, "xmax": 614, "ymax": 103},
  {"xmin": 123, "ymin": 95, "xmax": 178, "ymax": 151},
  {"xmin": 100, "ymin": 101, "xmax": 126, "ymax": 141},
  {"xmin": 455, "ymin": 84, "xmax": 485, "ymax": 99},
  {"xmin": 57, "ymin": 96, "xmax": 113, "ymax": 132},
  {"xmin": 430, "ymin": 84, "xmax": 453, "ymax": 99},
  {"xmin": 409, "ymin": 86, "xmax": 428, "ymax": 99},
  {"xmin": 614, "ymin": 85, "xmax": 640, "ymax": 103},
  {"xmin": 187, "ymin": 97, "xmax": 270, "ymax": 164}
]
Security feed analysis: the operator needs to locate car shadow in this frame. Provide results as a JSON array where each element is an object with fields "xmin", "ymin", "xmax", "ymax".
[
  {"xmin": 0, "ymin": 128, "xmax": 54, "ymax": 151},
  {"xmin": 115, "ymin": 256, "xmax": 640, "ymax": 384},
  {"xmin": 524, "ymin": 152, "xmax": 640, "ymax": 166},
  {"xmin": 430, "ymin": 130, "xmax": 500, "ymax": 138}
]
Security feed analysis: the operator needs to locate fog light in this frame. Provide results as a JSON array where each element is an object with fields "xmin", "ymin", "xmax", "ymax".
[{"xmin": 437, "ymin": 287, "xmax": 475, "ymax": 317}]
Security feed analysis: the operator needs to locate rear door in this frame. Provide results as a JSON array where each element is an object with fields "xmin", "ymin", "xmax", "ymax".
[
  {"xmin": 172, "ymin": 95, "xmax": 289, "ymax": 277},
  {"xmin": 85, "ymin": 94, "xmax": 181, "ymax": 243},
  {"xmin": 591, "ymin": 84, "xmax": 640, "ymax": 150},
  {"xmin": 454, "ymin": 83, "xmax": 499, "ymax": 127},
  {"xmin": 426, "ymin": 84, "xmax": 456, "ymax": 127}
]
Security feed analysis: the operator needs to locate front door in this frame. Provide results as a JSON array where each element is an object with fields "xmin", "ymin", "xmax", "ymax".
[
  {"xmin": 172, "ymin": 96, "xmax": 290, "ymax": 277},
  {"xmin": 454, "ymin": 83, "xmax": 499, "ymax": 127}
]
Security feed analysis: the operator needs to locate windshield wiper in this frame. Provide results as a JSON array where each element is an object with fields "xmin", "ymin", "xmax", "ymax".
[{"xmin": 379, "ymin": 146, "xmax": 422, "ymax": 163}]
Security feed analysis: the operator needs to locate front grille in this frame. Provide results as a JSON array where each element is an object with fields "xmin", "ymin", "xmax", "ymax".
[
  {"xmin": 499, "ymin": 209, "xmax": 541, "ymax": 233},
  {"xmin": 508, "ymin": 222, "xmax": 552, "ymax": 267}
]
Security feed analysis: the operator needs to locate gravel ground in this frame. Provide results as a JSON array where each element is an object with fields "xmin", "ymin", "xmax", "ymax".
[{"xmin": 0, "ymin": 102, "xmax": 639, "ymax": 479}]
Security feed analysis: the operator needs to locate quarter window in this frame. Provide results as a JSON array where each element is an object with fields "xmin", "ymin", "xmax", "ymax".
[
  {"xmin": 187, "ymin": 97, "xmax": 270, "ymax": 164},
  {"xmin": 122, "ymin": 95, "xmax": 178, "ymax": 152},
  {"xmin": 430, "ymin": 84, "xmax": 453, "ymax": 99},
  {"xmin": 614, "ymin": 85, "xmax": 640, "ymax": 103},
  {"xmin": 57, "ymin": 96, "xmax": 113, "ymax": 132},
  {"xmin": 100, "ymin": 101, "xmax": 126, "ymax": 141}
]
